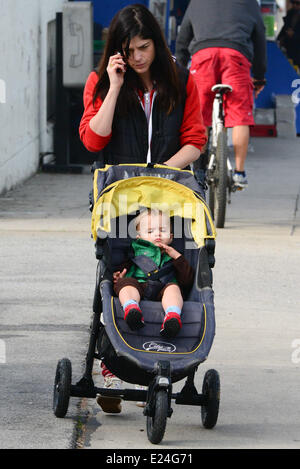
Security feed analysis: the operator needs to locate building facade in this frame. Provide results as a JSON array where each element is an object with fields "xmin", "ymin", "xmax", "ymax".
[{"xmin": 0, "ymin": 0, "xmax": 67, "ymax": 194}]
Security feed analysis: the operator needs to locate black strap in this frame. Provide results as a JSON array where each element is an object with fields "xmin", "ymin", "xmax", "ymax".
[
  {"xmin": 132, "ymin": 255, "xmax": 159, "ymax": 275},
  {"xmin": 131, "ymin": 256, "xmax": 175, "ymax": 284}
]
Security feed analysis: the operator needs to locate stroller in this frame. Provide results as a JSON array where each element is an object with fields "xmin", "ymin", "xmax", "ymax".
[{"xmin": 53, "ymin": 163, "xmax": 220, "ymax": 445}]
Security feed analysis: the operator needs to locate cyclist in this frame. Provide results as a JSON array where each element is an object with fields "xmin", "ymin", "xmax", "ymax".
[{"xmin": 175, "ymin": 0, "xmax": 267, "ymax": 189}]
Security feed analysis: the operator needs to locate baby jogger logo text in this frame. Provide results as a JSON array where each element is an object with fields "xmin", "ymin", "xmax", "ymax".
[{"xmin": 143, "ymin": 341, "xmax": 176, "ymax": 353}]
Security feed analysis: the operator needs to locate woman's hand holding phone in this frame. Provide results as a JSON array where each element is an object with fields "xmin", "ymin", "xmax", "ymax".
[{"xmin": 107, "ymin": 52, "xmax": 127, "ymax": 89}]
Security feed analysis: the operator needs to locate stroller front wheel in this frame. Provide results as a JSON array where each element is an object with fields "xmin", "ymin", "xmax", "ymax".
[
  {"xmin": 146, "ymin": 389, "xmax": 168, "ymax": 444},
  {"xmin": 201, "ymin": 369, "xmax": 220, "ymax": 429},
  {"xmin": 53, "ymin": 358, "xmax": 72, "ymax": 418}
]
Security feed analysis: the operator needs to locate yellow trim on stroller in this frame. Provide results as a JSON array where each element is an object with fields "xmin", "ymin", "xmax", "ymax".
[{"xmin": 93, "ymin": 164, "xmax": 193, "ymax": 204}]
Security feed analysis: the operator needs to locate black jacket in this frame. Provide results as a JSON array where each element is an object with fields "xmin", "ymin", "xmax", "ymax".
[
  {"xmin": 175, "ymin": 0, "xmax": 267, "ymax": 79},
  {"xmin": 99, "ymin": 66, "xmax": 188, "ymax": 165}
]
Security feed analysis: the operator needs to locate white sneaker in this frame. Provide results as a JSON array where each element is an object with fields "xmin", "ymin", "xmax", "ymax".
[
  {"xmin": 104, "ymin": 376, "xmax": 122, "ymax": 390},
  {"xmin": 232, "ymin": 172, "xmax": 248, "ymax": 189},
  {"xmin": 135, "ymin": 384, "xmax": 147, "ymax": 408},
  {"xmin": 96, "ymin": 376, "xmax": 123, "ymax": 413}
]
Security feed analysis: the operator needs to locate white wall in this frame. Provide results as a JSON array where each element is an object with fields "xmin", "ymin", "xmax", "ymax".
[{"xmin": 0, "ymin": 0, "xmax": 67, "ymax": 194}]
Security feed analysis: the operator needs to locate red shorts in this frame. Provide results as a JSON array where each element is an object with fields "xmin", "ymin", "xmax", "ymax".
[{"xmin": 190, "ymin": 48, "xmax": 255, "ymax": 128}]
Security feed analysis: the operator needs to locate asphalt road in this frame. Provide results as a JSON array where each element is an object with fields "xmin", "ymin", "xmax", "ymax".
[{"xmin": 0, "ymin": 136, "xmax": 299, "ymax": 450}]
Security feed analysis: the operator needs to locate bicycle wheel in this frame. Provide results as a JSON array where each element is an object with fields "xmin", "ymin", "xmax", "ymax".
[
  {"xmin": 146, "ymin": 390, "xmax": 168, "ymax": 444},
  {"xmin": 208, "ymin": 129, "xmax": 228, "ymax": 228}
]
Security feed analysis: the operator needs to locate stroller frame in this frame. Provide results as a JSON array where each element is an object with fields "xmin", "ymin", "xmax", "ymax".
[{"xmin": 53, "ymin": 164, "xmax": 220, "ymax": 444}]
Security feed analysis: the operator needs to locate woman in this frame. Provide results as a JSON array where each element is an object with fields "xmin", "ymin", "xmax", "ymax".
[
  {"xmin": 79, "ymin": 3, "xmax": 206, "ymax": 168},
  {"xmin": 79, "ymin": 4, "xmax": 206, "ymax": 413}
]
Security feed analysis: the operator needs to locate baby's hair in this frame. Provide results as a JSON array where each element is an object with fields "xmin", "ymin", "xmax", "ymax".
[
  {"xmin": 135, "ymin": 208, "xmax": 157, "ymax": 232},
  {"xmin": 134, "ymin": 208, "xmax": 171, "ymax": 233}
]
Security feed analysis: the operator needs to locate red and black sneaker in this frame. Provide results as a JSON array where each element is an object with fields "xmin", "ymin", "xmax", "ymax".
[
  {"xmin": 124, "ymin": 304, "xmax": 144, "ymax": 330},
  {"xmin": 160, "ymin": 312, "xmax": 182, "ymax": 338}
]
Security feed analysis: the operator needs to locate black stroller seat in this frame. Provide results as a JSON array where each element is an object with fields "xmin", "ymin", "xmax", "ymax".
[{"xmin": 98, "ymin": 277, "xmax": 212, "ymax": 387}]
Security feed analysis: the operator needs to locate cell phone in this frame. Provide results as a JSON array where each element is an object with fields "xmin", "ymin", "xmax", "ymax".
[{"xmin": 116, "ymin": 51, "xmax": 126, "ymax": 74}]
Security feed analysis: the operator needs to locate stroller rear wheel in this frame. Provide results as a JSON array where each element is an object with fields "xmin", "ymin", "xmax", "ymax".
[
  {"xmin": 146, "ymin": 389, "xmax": 168, "ymax": 444},
  {"xmin": 201, "ymin": 369, "xmax": 220, "ymax": 429},
  {"xmin": 53, "ymin": 358, "xmax": 72, "ymax": 418}
]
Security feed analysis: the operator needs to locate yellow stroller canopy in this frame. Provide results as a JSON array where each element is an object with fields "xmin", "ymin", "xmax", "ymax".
[{"xmin": 91, "ymin": 165, "xmax": 216, "ymax": 248}]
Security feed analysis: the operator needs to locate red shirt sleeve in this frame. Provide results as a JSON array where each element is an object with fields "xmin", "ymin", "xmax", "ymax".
[
  {"xmin": 79, "ymin": 71, "xmax": 112, "ymax": 153},
  {"xmin": 180, "ymin": 72, "xmax": 207, "ymax": 151}
]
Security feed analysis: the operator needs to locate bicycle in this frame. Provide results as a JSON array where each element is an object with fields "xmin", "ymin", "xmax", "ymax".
[{"xmin": 206, "ymin": 84, "xmax": 237, "ymax": 229}]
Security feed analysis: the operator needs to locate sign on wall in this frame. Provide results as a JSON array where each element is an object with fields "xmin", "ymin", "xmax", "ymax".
[{"xmin": 62, "ymin": 2, "xmax": 93, "ymax": 88}]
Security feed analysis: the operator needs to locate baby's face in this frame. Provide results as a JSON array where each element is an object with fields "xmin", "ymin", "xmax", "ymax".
[{"xmin": 137, "ymin": 212, "xmax": 173, "ymax": 245}]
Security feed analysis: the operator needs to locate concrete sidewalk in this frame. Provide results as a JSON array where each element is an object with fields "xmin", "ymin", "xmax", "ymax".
[
  {"xmin": 225, "ymin": 136, "xmax": 300, "ymax": 234},
  {"xmin": 0, "ymin": 172, "xmax": 95, "ymax": 449},
  {"xmin": 81, "ymin": 136, "xmax": 300, "ymax": 450},
  {"xmin": 0, "ymin": 135, "xmax": 299, "ymax": 449}
]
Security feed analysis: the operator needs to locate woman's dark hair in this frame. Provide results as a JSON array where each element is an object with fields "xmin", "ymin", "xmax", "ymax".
[{"xmin": 93, "ymin": 4, "xmax": 182, "ymax": 115}]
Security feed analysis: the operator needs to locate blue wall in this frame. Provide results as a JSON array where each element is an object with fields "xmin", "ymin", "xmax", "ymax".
[
  {"xmin": 74, "ymin": 0, "xmax": 148, "ymax": 27},
  {"xmin": 255, "ymin": 41, "xmax": 300, "ymax": 134},
  {"xmin": 73, "ymin": 0, "xmax": 186, "ymax": 45}
]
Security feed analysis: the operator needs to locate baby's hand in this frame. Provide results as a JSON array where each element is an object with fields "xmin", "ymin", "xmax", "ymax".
[
  {"xmin": 113, "ymin": 268, "xmax": 127, "ymax": 283},
  {"xmin": 155, "ymin": 242, "xmax": 181, "ymax": 260}
]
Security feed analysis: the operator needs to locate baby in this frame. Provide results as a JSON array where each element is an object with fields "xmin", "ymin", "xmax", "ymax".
[{"xmin": 113, "ymin": 209, "xmax": 194, "ymax": 338}]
